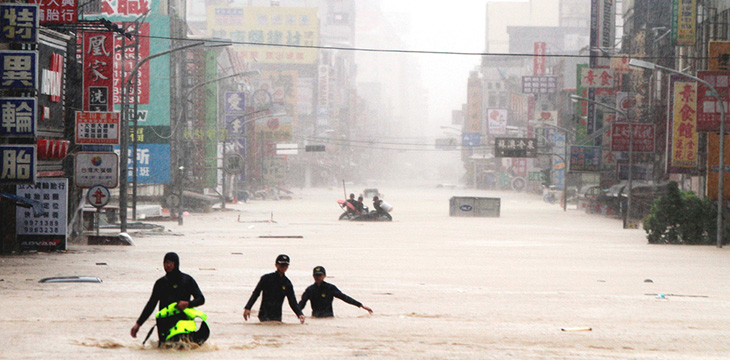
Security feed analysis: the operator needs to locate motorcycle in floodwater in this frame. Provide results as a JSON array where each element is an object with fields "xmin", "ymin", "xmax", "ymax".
[{"xmin": 337, "ymin": 200, "xmax": 392, "ymax": 221}]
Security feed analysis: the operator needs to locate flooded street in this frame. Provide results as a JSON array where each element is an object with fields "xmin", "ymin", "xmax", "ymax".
[{"xmin": 2, "ymin": 186, "xmax": 730, "ymax": 359}]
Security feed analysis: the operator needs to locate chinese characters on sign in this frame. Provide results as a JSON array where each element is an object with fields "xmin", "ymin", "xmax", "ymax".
[
  {"xmin": 610, "ymin": 123, "xmax": 655, "ymax": 153},
  {"xmin": 113, "ymin": 22, "xmax": 150, "ymax": 105},
  {"xmin": 16, "ymin": 178, "xmax": 67, "ymax": 252},
  {"xmin": 669, "ymin": 78, "xmax": 698, "ymax": 172},
  {"xmin": 534, "ymin": 42, "xmax": 546, "ymax": 75},
  {"xmin": 522, "ymin": 75, "xmax": 558, "ymax": 94},
  {"xmin": 569, "ymin": 145, "xmax": 602, "ymax": 172},
  {"xmin": 84, "ymin": 32, "xmax": 113, "ymax": 111},
  {"xmin": 0, "ymin": 51, "xmax": 38, "ymax": 90},
  {"xmin": 0, "ymin": 98, "xmax": 36, "ymax": 137},
  {"xmin": 74, "ymin": 152, "xmax": 119, "ymax": 188},
  {"xmin": 0, "ymin": 145, "xmax": 36, "ymax": 184},
  {"xmin": 672, "ymin": 0, "xmax": 697, "ymax": 46},
  {"xmin": 207, "ymin": 6, "xmax": 319, "ymax": 65},
  {"xmin": 75, "ymin": 111, "xmax": 120, "ymax": 145},
  {"xmin": 31, "ymin": 0, "xmax": 77, "ymax": 24},
  {"xmin": 102, "ymin": 0, "xmax": 151, "ymax": 16},
  {"xmin": 0, "ymin": 4, "xmax": 38, "ymax": 43},
  {"xmin": 696, "ymin": 71, "xmax": 730, "ymax": 132},
  {"xmin": 494, "ymin": 137, "xmax": 537, "ymax": 158},
  {"xmin": 466, "ymin": 74, "xmax": 482, "ymax": 133},
  {"xmin": 579, "ymin": 67, "xmax": 615, "ymax": 89}
]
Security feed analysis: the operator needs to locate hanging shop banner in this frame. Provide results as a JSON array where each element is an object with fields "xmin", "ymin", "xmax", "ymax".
[
  {"xmin": 84, "ymin": 31, "xmax": 114, "ymax": 111},
  {"xmin": 16, "ymin": 178, "xmax": 67, "ymax": 252},
  {"xmin": 668, "ymin": 77, "xmax": 698, "ymax": 173},
  {"xmin": 494, "ymin": 137, "xmax": 537, "ymax": 158},
  {"xmin": 610, "ymin": 123, "xmax": 655, "ymax": 153},
  {"xmin": 707, "ymin": 132, "xmax": 730, "ymax": 201},
  {"xmin": 534, "ymin": 111, "xmax": 558, "ymax": 126},
  {"xmin": 569, "ymin": 145, "xmax": 602, "ymax": 172},
  {"xmin": 0, "ymin": 4, "xmax": 38, "ymax": 43},
  {"xmin": 0, "ymin": 98, "xmax": 36, "ymax": 137},
  {"xmin": 672, "ymin": 0, "xmax": 697, "ymax": 46},
  {"xmin": 466, "ymin": 74, "xmax": 482, "ymax": 134},
  {"xmin": 0, "ymin": 50, "xmax": 38, "ymax": 90},
  {"xmin": 114, "ymin": 144, "xmax": 171, "ymax": 185},
  {"xmin": 30, "ymin": 0, "xmax": 77, "ymax": 24},
  {"xmin": 74, "ymin": 151, "xmax": 118, "ymax": 188},
  {"xmin": 487, "ymin": 108, "xmax": 508, "ymax": 136},
  {"xmin": 206, "ymin": 6, "xmax": 319, "ymax": 65},
  {"xmin": 696, "ymin": 71, "xmax": 730, "ymax": 132},
  {"xmin": 75, "ymin": 111, "xmax": 120, "ymax": 145},
  {"xmin": 0, "ymin": 145, "xmax": 36, "ymax": 185},
  {"xmin": 113, "ymin": 22, "xmax": 150, "ymax": 105}
]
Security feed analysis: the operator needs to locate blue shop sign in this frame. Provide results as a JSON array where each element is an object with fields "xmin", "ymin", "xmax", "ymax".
[
  {"xmin": 0, "ymin": 97, "xmax": 36, "ymax": 137},
  {"xmin": 0, "ymin": 144, "xmax": 36, "ymax": 184},
  {"xmin": 0, "ymin": 50, "xmax": 38, "ymax": 89},
  {"xmin": 0, "ymin": 4, "xmax": 38, "ymax": 43}
]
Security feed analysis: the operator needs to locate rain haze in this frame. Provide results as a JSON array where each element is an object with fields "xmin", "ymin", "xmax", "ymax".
[{"xmin": 3, "ymin": 0, "xmax": 730, "ymax": 359}]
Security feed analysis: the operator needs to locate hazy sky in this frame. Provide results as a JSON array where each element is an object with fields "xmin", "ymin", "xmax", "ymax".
[{"xmin": 378, "ymin": 1, "xmax": 487, "ymax": 131}]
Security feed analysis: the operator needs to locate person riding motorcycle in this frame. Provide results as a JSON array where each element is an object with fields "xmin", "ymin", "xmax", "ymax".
[
  {"xmin": 345, "ymin": 193, "xmax": 359, "ymax": 215},
  {"xmin": 372, "ymin": 196, "xmax": 392, "ymax": 220}
]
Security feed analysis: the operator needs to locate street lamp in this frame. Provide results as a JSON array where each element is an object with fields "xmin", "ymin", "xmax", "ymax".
[
  {"xmin": 175, "ymin": 70, "xmax": 260, "ymax": 225},
  {"xmin": 629, "ymin": 59, "xmax": 726, "ymax": 248},
  {"xmin": 118, "ymin": 41, "xmax": 206, "ymax": 232},
  {"xmin": 570, "ymin": 94, "xmax": 634, "ymax": 228}
]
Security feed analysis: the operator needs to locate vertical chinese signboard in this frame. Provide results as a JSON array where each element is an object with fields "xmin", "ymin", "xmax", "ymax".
[
  {"xmin": 0, "ymin": 51, "xmax": 38, "ymax": 90},
  {"xmin": 83, "ymin": 32, "xmax": 113, "ymax": 111},
  {"xmin": 0, "ymin": 4, "xmax": 38, "ymax": 43},
  {"xmin": 672, "ymin": 0, "xmax": 697, "ymax": 46},
  {"xmin": 0, "ymin": 145, "xmax": 36, "ymax": 184},
  {"xmin": 466, "ymin": 73, "xmax": 482, "ymax": 134},
  {"xmin": 100, "ymin": 1, "xmax": 171, "ymax": 184},
  {"xmin": 534, "ymin": 42, "xmax": 545, "ymax": 75},
  {"xmin": 0, "ymin": 98, "xmax": 36, "ymax": 137},
  {"xmin": 16, "ymin": 178, "xmax": 67, "ymax": 251},
  {"xmin": 707, "ymin": 133, "xmax": 730, "ymax": 200},
  {"xmin": 668, "ymin": 77, "xmax": 698, "ymax": 173}
]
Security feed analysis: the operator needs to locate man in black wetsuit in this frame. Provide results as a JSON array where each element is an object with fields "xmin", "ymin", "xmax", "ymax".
[
  {"xmin": 130, "ymin": 252, "xmax": 205, "ymax": 338},
  {"xmin": 298, "ymin": 266, "xmax": 373, "ymax": 318},
  {"xmin": 243, "ymin": 254, "xmax": 306, "ymax": 323}
]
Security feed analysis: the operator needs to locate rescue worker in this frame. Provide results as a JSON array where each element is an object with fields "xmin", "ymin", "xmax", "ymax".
[
  {"xmin": 299, "ymin": 266, "xmax": 373, "ymax": 318},
  {"xmin": 243, "ymin": 254, "xmax": 306, "ymax": 323},
  {"xmin": 130, "ymin": 252, "xmax": 205, "ymax": 340}
]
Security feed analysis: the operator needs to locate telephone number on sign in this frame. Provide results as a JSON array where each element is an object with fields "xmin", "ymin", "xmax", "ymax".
[
  {"xmin": 23, "ymin": 220, "xmax": 60, "ymax": 227},
  {"xmin": 23, "ymin": 227, "xmax": 61, "ymax": 234}
]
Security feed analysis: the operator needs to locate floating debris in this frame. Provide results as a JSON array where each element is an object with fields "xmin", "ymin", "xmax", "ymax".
[
  {"xmin": 561, "ymin": 327, "xmax": 592, "ymax": 332},
  {"xmin": 40, "ymin": 276, "xmax": 102, "ymax": 283}
]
